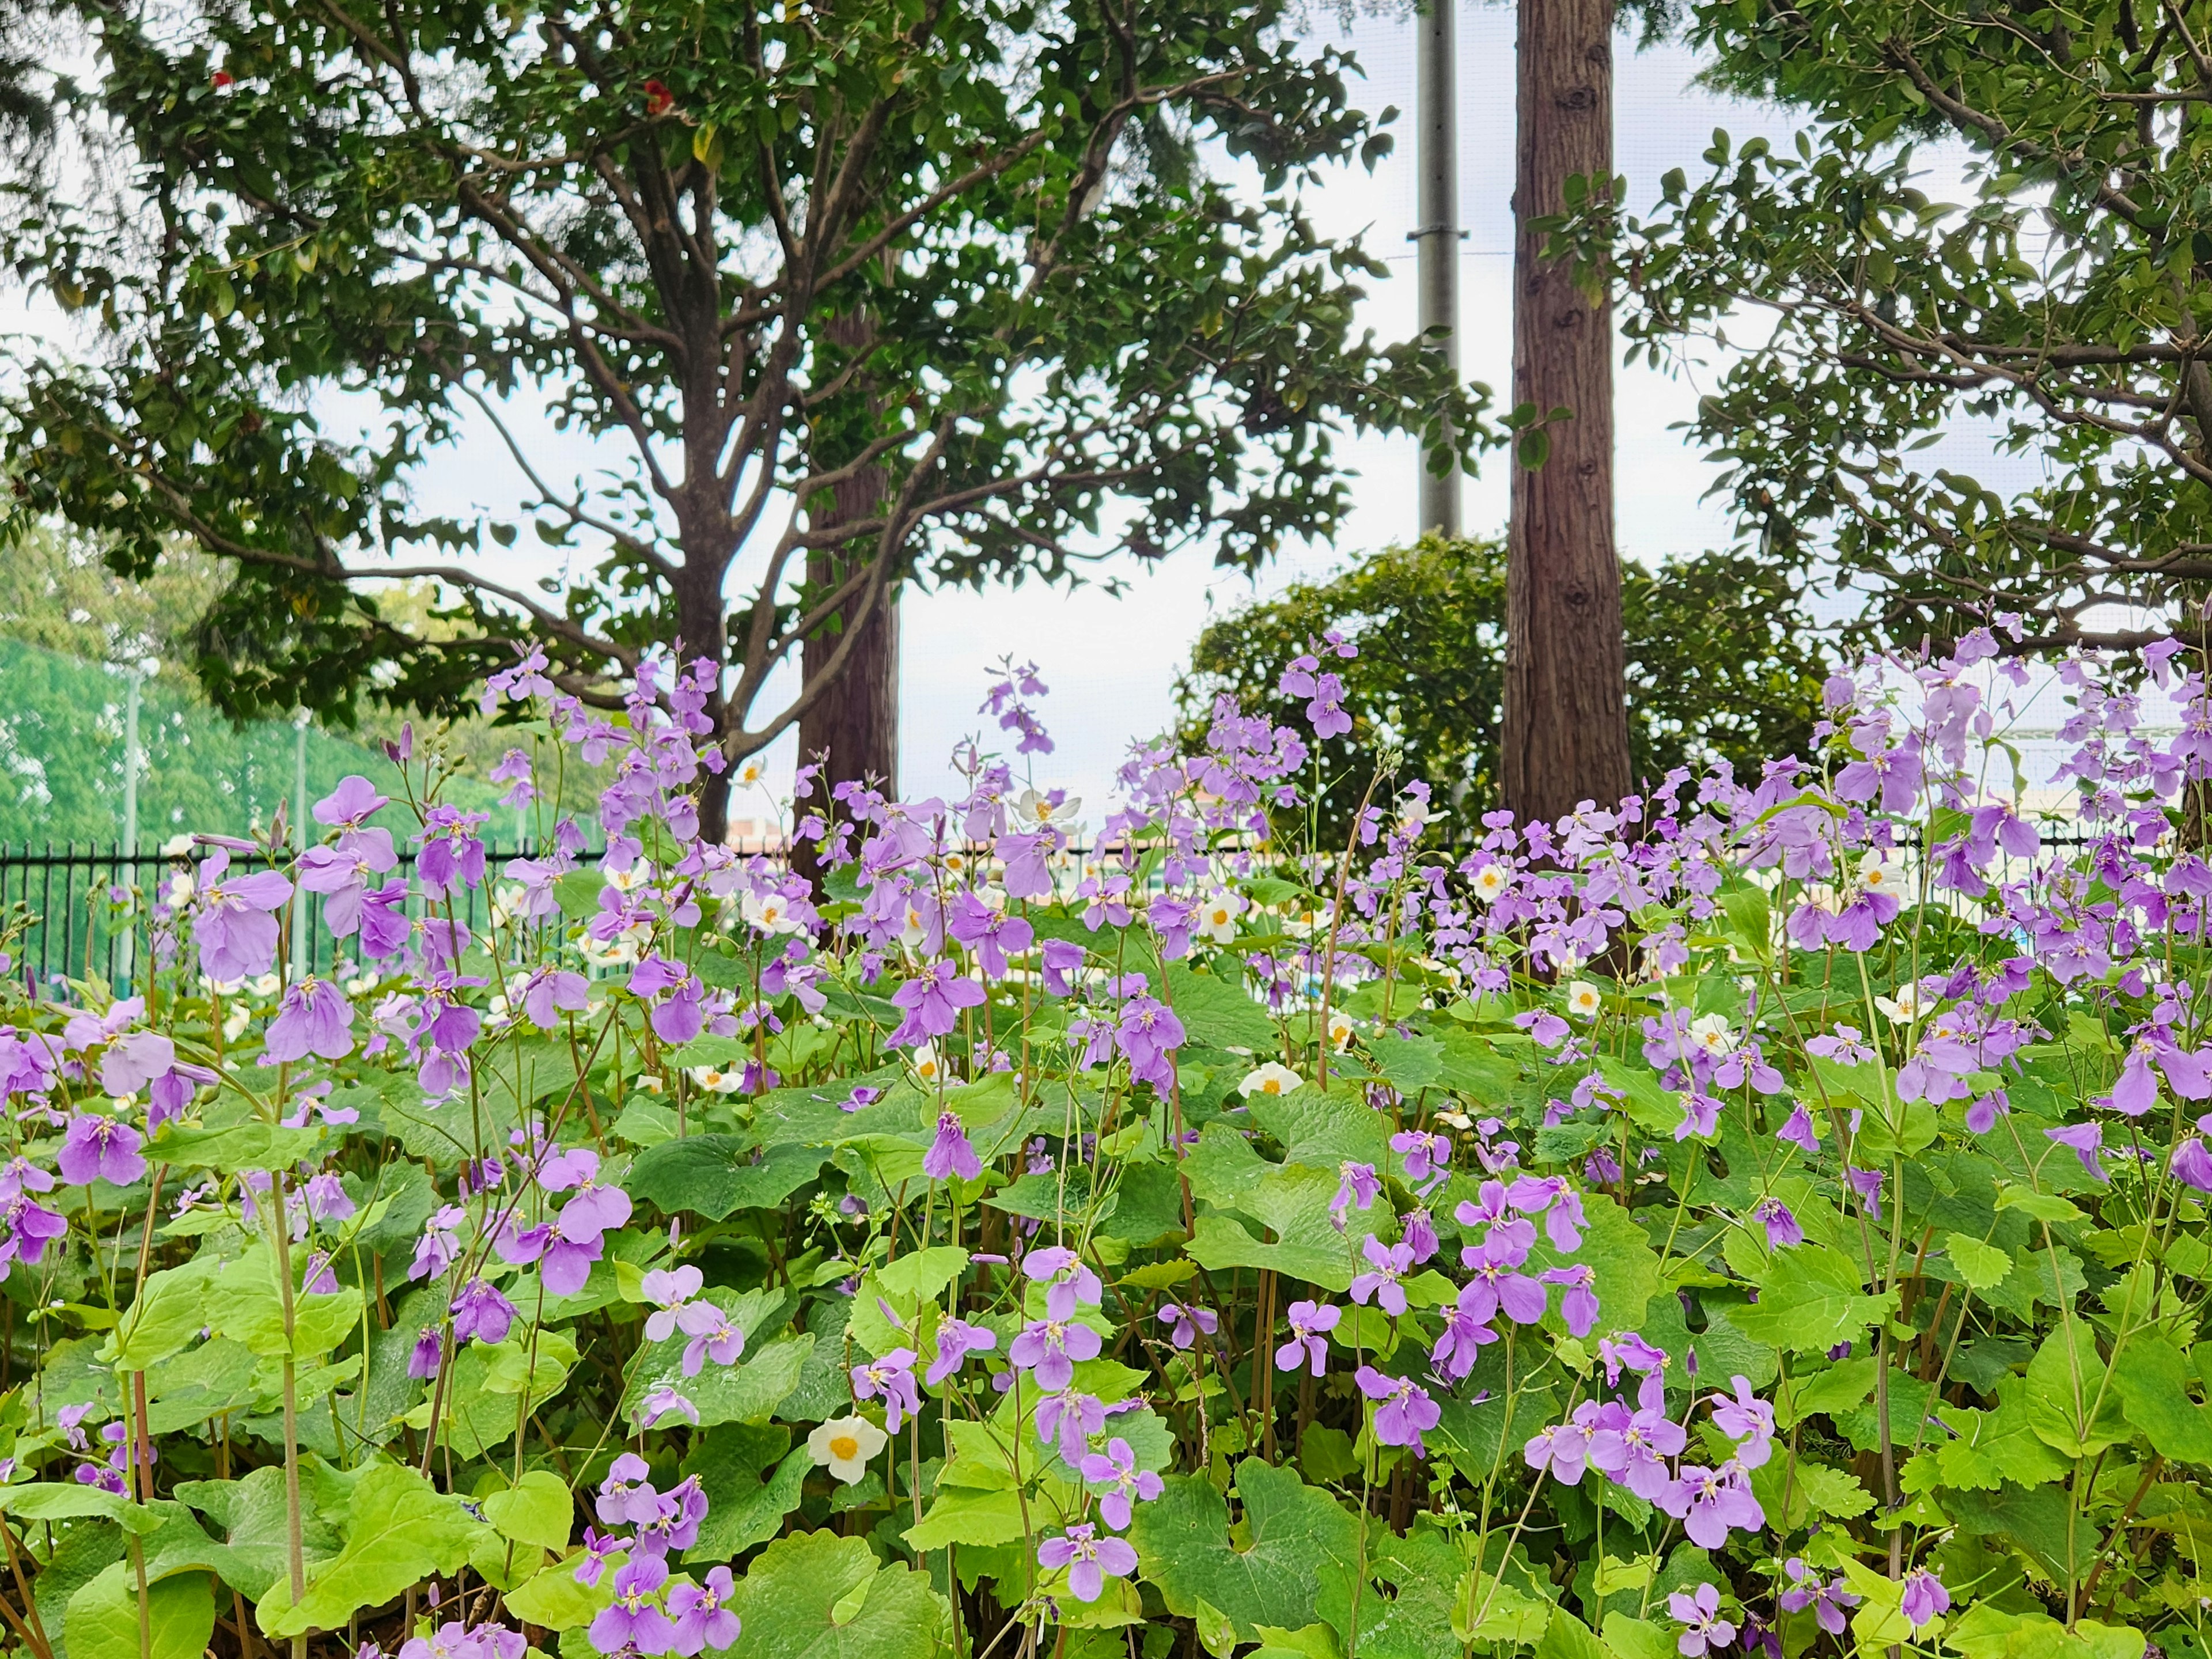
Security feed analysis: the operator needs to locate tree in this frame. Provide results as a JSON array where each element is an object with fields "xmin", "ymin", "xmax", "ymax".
[
  {"xmin": 1502, "ymin": 0, "xmax": 1634, "ymax": 827},
  {"xmin": 1175, "ymin": 533, "xmax": 1829, "ymax": 843},
  {"xmin": 1571, "ymin": 0, "xmax": 2212, "ymax": 654},
  {"xmin": 0, "ymin": 1, "xmax": 1486, "ymax": 840}
]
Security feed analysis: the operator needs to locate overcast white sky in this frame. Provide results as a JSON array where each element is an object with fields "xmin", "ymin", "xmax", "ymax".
[{"xmin": 7, "ymin": 7, "xmax": 2054, "ymax": 813}]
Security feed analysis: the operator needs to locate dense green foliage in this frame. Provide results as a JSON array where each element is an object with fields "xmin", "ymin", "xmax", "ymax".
[
  {"xmin": 0, "ymin": 0, "xmax": 1487, "ymax": 781},
  {"xmin": 1175, "ymin": 535, "xmax": 1830, "ymax": 841},
  {"xmin": 1559, "ymin": 0, "xmax": 2212, "ymax": 654}
]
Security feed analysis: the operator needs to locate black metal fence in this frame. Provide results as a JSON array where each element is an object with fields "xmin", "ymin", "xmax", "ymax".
[{"xmin": 0, "ymin": 844, "xmax": 539, "ymax": 992}]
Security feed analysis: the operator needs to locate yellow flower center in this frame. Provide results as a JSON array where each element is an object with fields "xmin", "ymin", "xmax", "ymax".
[{"xmin": 829, "ymin": 1434, "xmax": 859, "ymax": 1461}]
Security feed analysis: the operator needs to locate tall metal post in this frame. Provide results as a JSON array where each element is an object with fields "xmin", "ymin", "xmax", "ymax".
[
  {"xmin": 1415, "ymin": 0, "xmax": 1462, "ymax": 537},
  {"xmin": 116, "ymin": 662, "xmax": 145, "ymax": 986},
  {"xmin": 290, "ymin": 711, "xmax": 309, "ymax": 979}
]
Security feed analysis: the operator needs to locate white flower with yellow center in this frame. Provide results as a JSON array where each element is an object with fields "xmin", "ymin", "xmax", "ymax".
[
  {"xmin": 1688, "ymin": 1013, "xmax": 1738, "ymax": 1057},
  {"xmin": 1470, "ymin": 863, "xmax": 1510, "ymax": 903},
  {"xmin": 1015, "ymin": 789, "xmax": 1082, "ymax": 832},
  {"xmin": 912, "ymin": 1043, "xmax": 946, "ymax": 1085},
  {"xmin": 689, "ymin": 1063, "xmax": 743, "ymax": 1095},
  {"xmin": 605, "ymin": 861, "xmax": 654, "ymax": 895},
  {"xmin": 638, "ymin": 1073, "xmax": 666, "ymax": 1096},
  {"xmin": 1238, "ymin": 1062, "xmax": 1304, "ymax": 1099},
  {"xmin": 733, "ymin": 757, "xmax": 770, "ymax": 789},
  {"xmin": 1327, "ymin": 1010, "xmax": 1358, "ymax": 1050},
  {"xmin": 1858, "ymin": 850, "xmax": 1896, "ymax": 894},
  {"xmin": 164, "ymin": 870, "xmax": 194, "ymax": 907},
  {"xmin": 742, "ymin": 890, "xmax": 802, "ymax": 935},
  {"xmin": 1874, "ymin": 983, "xmax": 1926, "ymax": 1025},
  {"xmin": 900, "ymin": 902, "xmax": 930, "ymax": 949},
  {"xmin": 1565, "ymin": 980, "xmax": 1603, "ymax": 1020},
  {"xmin": 941, "ymin": 851, "xmax": 969, "ymax": 876},
  {"xmin": 160, "ymin": 832, "xmax": 195, "ymax": 859},
  {"xmin": 807, "ymin": 1415, "xmax": 889, "ymax": 1484},
  {"xmin": 1196, "ymin": 891, "xmax": 1243, "ymax": 944}
]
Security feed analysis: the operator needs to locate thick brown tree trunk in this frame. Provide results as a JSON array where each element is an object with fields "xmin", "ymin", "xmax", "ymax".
[
  {"xmin": 794, "ymin": 310, "xmax": 899, "ymax": 863},
  {"xmin": 1501, "ymin": 0, "xmax": 1632, "ymax": 828}
]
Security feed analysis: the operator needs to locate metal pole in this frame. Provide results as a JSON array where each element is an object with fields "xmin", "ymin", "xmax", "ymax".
[
  {"xmin": 291, "ymin": 710, "xmax": 309, "ymax": 979},
  {"xmin": 1414, "ymin": 0, "xmax": 1462, "ymax": 537},
  {"xmin": 116, "ymin": 664, "xmax": 143, "ymax": 986}
]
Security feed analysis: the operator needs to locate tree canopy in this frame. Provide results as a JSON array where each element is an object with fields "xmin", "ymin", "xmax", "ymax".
[
  {"xmin": 1567, "ymin": 0, "xmax": 2212, "ymax": 653},
  {"xmin": 1175, "ymin": 533, "xmax": 1830, "ymax": 843},
  {"xmin": 0, "ymin": 0, "xmax": 1486, "ymax": 832}
]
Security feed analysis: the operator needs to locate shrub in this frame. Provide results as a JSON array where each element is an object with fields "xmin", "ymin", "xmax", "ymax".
[{"xmin": 0, "ymin": 632, "xmax": 2184, "ymax": 1658}]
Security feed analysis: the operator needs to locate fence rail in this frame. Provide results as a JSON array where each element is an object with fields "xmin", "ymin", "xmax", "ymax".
[{"xmin": 0, "ymin": 843, "xmax": 539, "ymax": 991}]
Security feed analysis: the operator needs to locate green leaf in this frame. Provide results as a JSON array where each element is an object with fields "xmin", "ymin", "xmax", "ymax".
[
  {"xmin": 628, "ymin": 1136, "xmax": 830, "ymax": 1221},
  {"xmin": 1597, "ymin": 1614, "xmax": 1674, "ymax": 1659},
  {"xmin": 1364, "ymin": 1033, "xmax": 1441, "ymax": 1096},
  {"xmin": 1943, "ymin": 1232, "xmax": 2012, "ymax": 1292},
  {"xmin": 1995, "ymin": 1186, "xmax": 2085, "ymax": 1225},
  {"xmin": 725, "ymin": 1531, "xmax": 950, "ymax": 1659},
  {"xmin": 681, "ymin": 1426, "xmax": 809, "ymax": 1560},
  {"xmin": 1164, "ymin": 963, "xmax": 1277, "ymax": 1052},
  {"xmin": 204, "ymin": 1248, "xmax": 362, "ymax": 1361},
  {"xmin": 903, "ymin": 1486, "xmax": 1028, "ymax": 1552},
  {"xmin": 622, "ymin": 1334, "xmax": 813, "ymax": 1430},
  {"xmin": 107, "ymin": 1259, "xmax": 217, "ymax": 1371},
  {"xmin": 1946, "ymin": 1603, "xmax": 2143, "ymax": 1659},
  {"xmin": 2111, "ymin": 1334, "xmax": 2212, "ymax": 1464},
  {"xmin": 257, "ymin": 1461, "xmax": 487, "ymax": 1638},
  {"xmin": 2025, "ymin": 1323, "xmax": 2127, "ymax": 1458},
  {"xmin": 1128, "ymin": 1461, "xmax": 1360, "ymax": 1642},
  {"xmin": 65, "ymin": 1565, "xmax": 215, "ymax": 1659},
  {"xmin": 483, "ymin": 1471, "xmax": 572, "ymax": 1552},
  {"xmin": 874, "ymin": 1247, "xmax": 968, "ymax": 1302},
  {"xmin": 1533, "ymin": 1609, "xmax": 1609, "ymax": 1659},
  {"xmin": 504, "ymin": 1560, "xmax": 611, "ymax": 1631},
  {"xmin": 1934, "ymin": 1380, "xmax": 2074, "ymax": 1491},
  {"xmin": 1732, "ymin": 1245, "xmax": 1895, "ymax": 1355}
]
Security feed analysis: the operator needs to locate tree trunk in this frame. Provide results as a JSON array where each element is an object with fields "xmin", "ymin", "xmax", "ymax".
[
  {"xmin": 1501, "ymin": 0, "xmax": 1632, "ymax": 828},
  {"xmin": 795, "ymin": 309, "xmax": 899, "ymax": 865}
]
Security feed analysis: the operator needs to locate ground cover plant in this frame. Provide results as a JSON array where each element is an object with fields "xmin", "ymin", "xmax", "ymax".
[{"xmin": 0, "ymin": 629, "xmax": 2198, "ymax": 1658}]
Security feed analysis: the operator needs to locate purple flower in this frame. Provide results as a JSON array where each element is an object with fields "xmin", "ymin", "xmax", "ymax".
[
  {"xmin": 1115, "ymin": 996, "xmax": 1185, "ymax": 1092},
  {"xmin": 1588, "ymin": 1402, "xmax": 1684, "ymax": 1501},
  {"xmin": 2175, "ymin": 1131, "xmax": 2212, "ymax": 1192},
  {"xmin": 1459, "ymin": 1236, "xmax": 1548, "ymax": 1326},
  {"xmin": 1524, "ymin": 1401, "xmax": 1608, "ymax": 1486},
  {"xmin": 1709, "ymin": 1374, "xmax": 1774, "ymax": 1468},
  {"xmin": 408, "ymin": 1326, "xmax": 443, "ymax": 1380},
  {"xmin": 58, "ymin": 1115, "xmax": 146, "ymax": 1187},
  {"xmin": 1075, "ymin": 1437, "xmax": 1164, "ymax": 1529},
  {"xmin": 573, "ymin": 1528, "xmax": 623, "ymax": 1588},
  {"xmin": 518, "ymin": 968, "xmax": 590, "ymax": 1030},
  {"xmin": 1430, "ymin": 1291, "xmax": 1501, "ymax": 1381},
  {"xmin": 851, "ymin": 1348, "xmax": 925, "ymax": 1431},
  {"xmin": 1034, "ymin": 1387, "xmax": 1106, "ymax": 1462},
  {"xmin": 1155, "ymin": 1303, "xmax": 1217, "ymax": 1351},
  {"xmin": 642, "ymin": 1265, "xmax": 704, "ymax": 1340},
  {"xmin": 676, "ymin": 1301, "xmax": 746, "ymax": 1376},
  {"xmin": 192, "ymin": 851, "xmax": 293, "ymax": 982},
  {"xmin": 2047, "ymin": 1122, "xmax": 2108, "ymax": 1183},
  {"xmin": 597, "ymin": 1453, "xmax": 662, "ymax": 1524},
  {"xmin": 1900, "ymin": 1570, "xmax": 1950, "ymax": 1631},
  {"xmin": 450, "ymin": 1277, "xmax": 517, "ymax": 1346},
  {"xmin": 1778, "ymin": 1558, "xmax": 1858, "ymax": 1637},
  {"xmin": 666, "ymin": 1565, "xmax": 740, "ymax": 1656},
  {"xmin": 632, "ymin": 1475, "xmax": 707, "ymax": 1556},
  {"xmin": 1022, "ymin": 1245, "xmax": 1102, "ymax": 1320},
  {"xmin": 410, "ymin": 1205, "xmax": 467, "ymax": 1281},
  {"xmin": 1349, "ymin": 1236, "xmax": 1415, "ymax": 1316},
  {"xmin": 1539, "ymin": 1265, "xmax": 1599, "ymax": 1338},
  {"xmin": 1037, "ymin": 1523, "xmax": 1138, "ymax": 1604},
  {"xmin": 1330, "ymin": 1161, "xmax": 1380, "ymax": 1229},
  {"xmin": 923, "ymin": 1111, "xmax": 983, "ymax": 1181},
  {"xmin": 541, "ymin": 1146, "xmax": 632, "ymax": 1238},
  {"xmin": 263, "ymin": 979, "xmax": 355, "ymax": 1063},
  {"xmin": 1966, "ymin": 1088, "xmax": 2010, "ymax": 1134},
  {"xmin": 497, "ymin": 1215, "xmax": 603, "ymax": 1296},
  {"xmin": 948, "ymin": 893, "xmax": 1034, "ymax": 980},
  {"xmin": 639, "ymin": 1385, "xmax": 700, "ymax": 1428},
  {"xmin": 1666, "ymin": 1583, "xmax": 1736, "ymax": 1658},
  {"xmin": 1275, "ymin": 1300, "xmax": 1339, "ymax": 1376},
  {"xmin": 1355, "ymin": 1365, "xmax": 1439, "ymax": 1457},
  {"xmin": 1775, "ymin": 1103, "xmax": 1820, "ymax": 1154},
  {"xmin": 1663, "ymin": 1460, "xmax": 1765, "ymax": 1548},
  {"xmin": 888, "ymin": 960, "xmax": 986, "ymax": 1047},
  {"xmin": 1751, "ymin": 1196, "xmax": 1802, "ymax": 1248},
  {"xmin": 926, "ymin": 1317, "xmax": 997, "ymax": 1385},
  {"xmin": 589, "ymin": 1556, "xmax": 672, "ymax": 1656},
  {"xmin": 1845, "ymin": 1165, "xmax": 1886, "ymax": 1217},
  {"xmin": 1009, "ymin": 1319, "xmax": 1103, "ymax": 1392},
  {"xmin": 1391, "ymin": 1129, "xmax": 1453, "ymax": 1192},
  {"xmin": 313, "ymin": 774, "xmax": 387, "ymax": 826}
]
